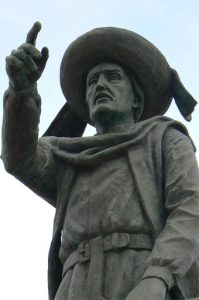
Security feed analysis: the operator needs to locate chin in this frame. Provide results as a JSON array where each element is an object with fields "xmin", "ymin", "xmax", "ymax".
[{"xmin": 90, "ymin": 104, "xmax": 115, "ymax": 123}]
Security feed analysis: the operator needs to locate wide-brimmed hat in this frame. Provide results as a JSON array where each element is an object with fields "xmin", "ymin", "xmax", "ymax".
[{"xmin": 44, "ymin": 27, "xmax": 197, "ymax": 137}]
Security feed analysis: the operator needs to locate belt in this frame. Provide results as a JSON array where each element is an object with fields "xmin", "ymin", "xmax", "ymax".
[{"xmin": 62, "ymin": 233, "xmax": 153, "ymax": 300}]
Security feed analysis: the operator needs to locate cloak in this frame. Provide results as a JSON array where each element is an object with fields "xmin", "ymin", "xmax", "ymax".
[{"xmin": 43, "ymin": 116, "xmax": 199, "ymax": 300}]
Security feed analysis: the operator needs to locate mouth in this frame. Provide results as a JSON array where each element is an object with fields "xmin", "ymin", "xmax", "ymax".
[{"xmin": 94, "ymin": 92, "xmax": 113, "ymax": 104}]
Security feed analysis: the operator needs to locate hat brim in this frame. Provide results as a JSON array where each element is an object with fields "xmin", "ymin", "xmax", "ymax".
[{"xmin": 60, "ymin": 27, "xmax": 172, "ymax": 125}]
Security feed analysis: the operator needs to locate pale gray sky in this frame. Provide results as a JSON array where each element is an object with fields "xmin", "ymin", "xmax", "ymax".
[{"xmin": 0, "ymin": 1, "xmax": 199, "ymax": 299}]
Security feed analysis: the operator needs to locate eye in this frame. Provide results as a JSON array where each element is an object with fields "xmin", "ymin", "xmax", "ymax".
[
  {"xmin": 88, "ymin": 78, "xmax": 98, "ymax": 87},
  {"xmin": 108, "ymin": 73, "xmax": 121, "ymax": 81}
]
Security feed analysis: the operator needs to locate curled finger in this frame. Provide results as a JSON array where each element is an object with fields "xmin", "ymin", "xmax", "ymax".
[
  {"xmin": 25, "ymin": 55, "xmax": 40, "ymax": 76},
  {"xmin": 11, "ymin": 49, "xmax": 38, "ymax": 71},
  {"xmin": 6, "ymin": 55, "xmax": 24, "ymax": 72},
  {"xmin": 18, "ymin": 43, "xmax": 42, "ymax": 60},
  {"xmin": 11, "ymin": 49, "xmax": 27, "ymax": 62}
]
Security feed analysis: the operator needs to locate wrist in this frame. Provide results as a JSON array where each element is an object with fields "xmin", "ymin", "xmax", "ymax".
[
  {"xmin": 141, "ymin": 277, "xmax": 167, "ymax": 294},
  {"xmin": 9, "ymin": 82, "xmax": 37, "ymax": 91},
  {"xmin": 142, "ymin": 265, "xmax": 173, "ymax": 290},
  {"xmin": 9, "ymin": 82, "xmax": 37, "ymax": 93}
]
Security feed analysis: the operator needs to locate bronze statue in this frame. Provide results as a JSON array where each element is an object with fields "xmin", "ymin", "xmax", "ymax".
[{"xmin": 2, "ymin": 22, "xmax": 199, "ymax": 300}]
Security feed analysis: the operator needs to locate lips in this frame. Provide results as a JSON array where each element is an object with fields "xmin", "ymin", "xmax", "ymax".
[{"xmin": 94, "ymin": 92, "xmax": 112, "ymax": 103}]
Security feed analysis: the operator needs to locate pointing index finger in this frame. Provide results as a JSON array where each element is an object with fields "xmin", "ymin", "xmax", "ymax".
[{"xmin": 26, "ymin": 21, "xmax": 42, "ymax": 46}]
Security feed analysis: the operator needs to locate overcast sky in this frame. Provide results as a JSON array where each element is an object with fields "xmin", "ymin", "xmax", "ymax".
[{"xmin": 0, "ymin": 1, "xmax": 199, "ymax": 299}]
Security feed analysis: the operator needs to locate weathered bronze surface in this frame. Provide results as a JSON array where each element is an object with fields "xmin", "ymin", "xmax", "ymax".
[{"xmin": 2, "ymin": 22, "xmax": 199, "ymax": 300}]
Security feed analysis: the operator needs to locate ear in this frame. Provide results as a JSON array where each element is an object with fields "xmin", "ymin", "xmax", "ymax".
[
  {"xmin": 131, "ymin": 91, "xmax": 145, "ymax": 122},
  {"xmin": 131, "ymin": 92, "xmax": 140, "ymax": 109}
]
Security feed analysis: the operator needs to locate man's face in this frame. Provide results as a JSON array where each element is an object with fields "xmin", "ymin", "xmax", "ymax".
[{"xmin": 86, "ymin": 63, "xmax": 135, "ymax": 124}]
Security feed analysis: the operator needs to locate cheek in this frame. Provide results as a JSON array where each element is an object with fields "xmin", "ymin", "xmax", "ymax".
[
  {"xmin": 124, "ymin": 91, "xmax": 133, "ymax": 104},
  {"xmin": 116, "ymin": 87, "xmax": 130, "ymax": 100},
  {"xmin": 86, "ymin": 89, "xmax": 91, "ymax": 104},
  {"xmin": 86, "ymin": 91, "xmax": 95, "ymax": 112}
]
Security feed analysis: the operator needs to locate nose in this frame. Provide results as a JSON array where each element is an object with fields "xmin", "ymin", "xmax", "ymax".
[{"xmin": 96, "ymin": 74, "xmax": 107, "ymax": 91}]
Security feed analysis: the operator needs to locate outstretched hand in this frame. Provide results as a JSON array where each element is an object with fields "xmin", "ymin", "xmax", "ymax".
[{"xmin": 6, "ymin": 21, "xmax": 49, "ymax": 90}]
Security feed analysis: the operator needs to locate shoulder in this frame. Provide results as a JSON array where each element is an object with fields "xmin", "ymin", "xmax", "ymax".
[
  {"xmin": 157, "ymin": 117, "xmax": 196, "ymax": 152},
  {"xmin": 135, "ymin": 116, "xmax": 196, "ymax": 154},
  {"xmin": 143, "ymin": 116, "xmax": 194, "ymax": 145},
  {"xmin": 143, "ymin": 115, "xmax": 188, "ymax": 134}
]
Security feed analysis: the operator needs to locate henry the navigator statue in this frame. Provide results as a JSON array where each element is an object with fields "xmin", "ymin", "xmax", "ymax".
[{"xmin": 2, "ymin": 22, "xmax": 199, "ymax": 300}]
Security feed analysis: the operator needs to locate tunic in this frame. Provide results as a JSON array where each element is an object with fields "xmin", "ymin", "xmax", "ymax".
[
  {"xmin": 57, "ymin": 155, "xmax": 150, "ymax": 300},
  {"xmin": 60, "ymin": 155, "xmax": 149, "ymax": 261}
]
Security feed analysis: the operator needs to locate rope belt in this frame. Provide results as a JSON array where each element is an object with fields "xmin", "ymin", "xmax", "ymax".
[{"xmin": 62, "ymin": 232, "xmax": 153, "ymax": 300}]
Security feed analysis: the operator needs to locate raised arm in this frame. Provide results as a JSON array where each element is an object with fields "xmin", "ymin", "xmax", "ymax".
[{"xmin": 2, "ymin": 22, "xmax": 57, "ymax": 206}]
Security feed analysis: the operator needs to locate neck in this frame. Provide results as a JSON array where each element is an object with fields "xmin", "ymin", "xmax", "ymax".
[{"xmin": 95, "ymin": 114, "xmax": 135, "ymax": 134}]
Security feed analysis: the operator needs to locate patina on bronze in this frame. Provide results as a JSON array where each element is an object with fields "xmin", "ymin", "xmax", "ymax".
[{"xmin": 2, "ymin": 22, "xmax": 199, "ymax": 300}]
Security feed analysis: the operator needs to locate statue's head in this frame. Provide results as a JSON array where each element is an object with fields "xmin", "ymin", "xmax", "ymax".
[
  {"xmin": 85, "ymin": 62, "xmax": 144, "ymax": 126},
  {"xmin": 59, "ymin": 27, "xmax": 196, "ymax": 128}
]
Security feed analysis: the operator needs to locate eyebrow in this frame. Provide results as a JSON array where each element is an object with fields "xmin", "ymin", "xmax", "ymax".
[{"xmin": 87, "ymin": 69, "xmax": 122, "ymax": 80}]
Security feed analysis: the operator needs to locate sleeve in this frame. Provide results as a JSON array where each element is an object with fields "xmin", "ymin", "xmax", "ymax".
[
  {"xmin": 142, "ymin": 127, "xmax": 199, "ymax": 290},
  {"xmin": 1, "ymin": 85, "xmax": 57, "ymax": 207}
]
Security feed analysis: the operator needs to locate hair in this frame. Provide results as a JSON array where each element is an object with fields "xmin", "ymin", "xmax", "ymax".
[{"xmin": 124, "ymin": 68, "xmax": 145, "ymax": 122}]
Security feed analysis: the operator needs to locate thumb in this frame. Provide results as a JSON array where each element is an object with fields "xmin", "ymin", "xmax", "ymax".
[{"xmin": 38, "ymin": 47, "xmax": 49, "ymax": 72}]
